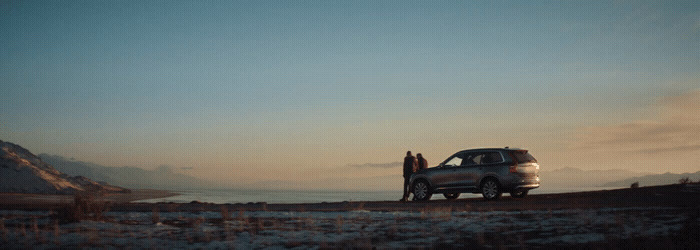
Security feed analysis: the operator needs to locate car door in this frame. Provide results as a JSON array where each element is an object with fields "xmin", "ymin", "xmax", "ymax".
[
  {"xmin": 476, "ymin": 151, "xmax": 505, "ymax": 179},
  {"xmin": 430, "ymin": 153, "xmax": 466, "ymax": 189},
  {"xmin": 453, "ymin": 153, "xmax": 481, "ymax": 188}
]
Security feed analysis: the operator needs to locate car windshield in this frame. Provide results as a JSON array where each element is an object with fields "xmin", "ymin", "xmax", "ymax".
[
  {"xmin": 444, "ymin": 155, "xmax": 463, "ymax": 167},
  {"xmin": 512, "ymin": 151, "xmax": 537, "ymax": 163}
]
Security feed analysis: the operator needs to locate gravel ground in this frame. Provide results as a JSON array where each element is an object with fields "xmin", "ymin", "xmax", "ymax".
[{"xmin": 1, "ymin": 184, "xmax": 698, "ymax": 248}]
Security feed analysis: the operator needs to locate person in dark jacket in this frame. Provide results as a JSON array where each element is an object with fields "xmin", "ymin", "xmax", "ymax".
[
  {"xmin": 412, "ymin": 153, "xmax": 429, "ymax": 201},
  {"xmin": 401, "ymin": 151, "xmax": 417, "ymax": 201},
  {"xmin": 417, "ymin": 153, "xmax": 428, "ymax": 170}
]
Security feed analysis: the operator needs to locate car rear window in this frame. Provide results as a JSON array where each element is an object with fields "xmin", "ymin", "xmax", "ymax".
[
  {"xmin": 481, "ymin": 152, "xmax": 503, "ymax": 164},
  {"xmin": 512, "ymin": 151, "xmax": 537, "ymax": 163}
]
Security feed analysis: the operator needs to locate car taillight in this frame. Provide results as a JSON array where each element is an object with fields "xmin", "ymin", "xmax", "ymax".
[
  {"xmin": 509, "ymin": 152, "xmax": 518, "ymax": 173},
  {"xmin": 509, "ymin": 164, "xmax": 517, "ymax": 173}
]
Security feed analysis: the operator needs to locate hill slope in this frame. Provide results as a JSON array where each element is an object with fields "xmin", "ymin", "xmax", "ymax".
[{"xmin": 0, "ymin": 140, "xmax": 128, "ymax": 194}]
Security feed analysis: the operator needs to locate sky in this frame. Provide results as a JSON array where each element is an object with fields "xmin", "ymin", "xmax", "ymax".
[{"xmin": 1, "ymin": 0, "xmax": 699, "ymax": 188}]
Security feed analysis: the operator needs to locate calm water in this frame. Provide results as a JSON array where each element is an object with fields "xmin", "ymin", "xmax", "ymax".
[
  {"xmin": 136, "ymin": 186, "xmax": 620, "ymax": 204},
  {"xmin": 138, "ymin": 189, "xmax": 413, "ymax": 204}
]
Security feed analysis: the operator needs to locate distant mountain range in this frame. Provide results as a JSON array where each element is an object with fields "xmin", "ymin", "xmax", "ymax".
[
  {"xmin": 6, "ymin": 136, "xmax": 696, "ymax": 192},
  {"xmin": 0, "ymin": 140, "xmax": 128, "ymax": 194},
  {"xmin": 219, "ymin": 167, "xmax": 700, "ymax": 191},
  {"xmin": 602, "ymin": 171, "xmax": 700, "ymax": 187},
  {"xmin": 39, "ymin": 154, "xmax": 212, "ymax": 190},
  {"xmin": 538, "ymin": 167, "xmax": 655, "ymax": 188},
  {"xmin": 538, "ymin": 167, "xmax": 700, "ymax": 188}
]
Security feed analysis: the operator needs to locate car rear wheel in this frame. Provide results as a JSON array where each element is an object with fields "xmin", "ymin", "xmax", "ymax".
[
  {"xmin": 412, "ymin": 180, "xmax": 432, "ymax": 201},
  {"xmin": 443, "ymin": 193, "xmax": 460, "ymax": 200},
  {"xmin": 481, "ymin": 179, "xmax": 502, "ymax": 201},
  {"xmin": 510, "ymin": 190, "xmax": 528, "ymax": 198}
]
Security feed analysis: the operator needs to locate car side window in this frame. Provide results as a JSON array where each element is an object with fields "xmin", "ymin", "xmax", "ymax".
[
  {"xmin": 481, "ymin": 152, "xmax": 503, "ymax": 164},
  {"xmin": 471, "ymin": 154, "xmax": 483, "ymax": 165},
  {"xmin": 460, "ymin": 154, "xmax": 478, "ymax": 166}
]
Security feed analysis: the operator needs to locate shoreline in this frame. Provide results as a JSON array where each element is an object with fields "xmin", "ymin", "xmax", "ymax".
[
  {"xmin": 117, "ymin": 184, "xmax": 700, "ymax": 212},
  {"xmin": 0, "ymin": 189, "xmax": 179, "ymax": 210},
  {"xmin": 1, "ymin": 184, "xmax": 697, "ymax": 212}
]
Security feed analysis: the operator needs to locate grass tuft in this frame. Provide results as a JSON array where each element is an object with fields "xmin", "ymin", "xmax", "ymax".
[{"xmin": 151, "ymin": 207, "xmax": 160, "ymax": 224}]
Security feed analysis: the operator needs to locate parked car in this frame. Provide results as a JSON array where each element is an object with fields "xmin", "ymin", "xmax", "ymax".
[{"xmin": 409, "ymin": 148, "xmax": 539, "ymax": 201}]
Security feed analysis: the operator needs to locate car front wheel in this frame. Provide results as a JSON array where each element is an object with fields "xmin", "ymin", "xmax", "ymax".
[
  {"xmin": 412, "ymin": 180, "xmax": 432, "ymax": 201},
  {"xmin": 481, "ymin": 179, "xmax": 502, "ymax": 200}
]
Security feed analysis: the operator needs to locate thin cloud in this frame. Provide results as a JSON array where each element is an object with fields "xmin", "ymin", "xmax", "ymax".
[
  {"xmin": 635, "ymin": 145, "xmax": 700, "ymax": 154},
  {"xmin": 574, "ymin": 89, "xmax": 700, "ymax": 154}
]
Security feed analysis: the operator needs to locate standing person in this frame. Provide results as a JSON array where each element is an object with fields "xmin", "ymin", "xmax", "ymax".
[
  {"xmin": 413, "ymin": 153, "xmax": 429, "ymax": 201},
  {"xmin": 401, "ymin": 151, "xmax": 417, "ymax": 201},
  {"xmin": 417, "ymin": 153, "xmax": 428, "ymax": 170}
]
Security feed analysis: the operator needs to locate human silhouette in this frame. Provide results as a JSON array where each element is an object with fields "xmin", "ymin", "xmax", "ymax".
[
  {"xmin": 417, "ymin": 153, "xmax": 428, "ymax": 170},
  {"xmin": 401, "ymin": 151, "xmax": 417, "ymax": 201}
]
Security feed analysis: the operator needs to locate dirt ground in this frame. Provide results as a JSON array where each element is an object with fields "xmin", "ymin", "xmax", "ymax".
[{"xmin": 1, "ymin": 185, "xmax": 698, "ymax": 248}]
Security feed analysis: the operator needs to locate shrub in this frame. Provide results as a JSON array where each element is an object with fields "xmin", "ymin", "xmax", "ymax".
[
  {"xmin": 679, "ymin": 177, "xmax": 691, "ymax": 185},
  {"xmin": 220, "ymin": 206, "xmax": 231, "ymax": 221},
  {"xmin": 54, "ymin": 192, "xmax": 109, "ymax": 224},
  {"xmin": 630, "ymin": 182, "xmax": 639, "ymax": 188}
]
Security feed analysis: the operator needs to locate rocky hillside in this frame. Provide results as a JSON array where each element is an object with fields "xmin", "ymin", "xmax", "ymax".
[{"xmin": 0, "ymin": 140, "xmax": 128, "ymax": 194}]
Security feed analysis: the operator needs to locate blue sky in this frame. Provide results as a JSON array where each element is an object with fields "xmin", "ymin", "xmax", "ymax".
[{"xmin": 1, "ymin": 1, "xmax": 698, "ymax": 185}]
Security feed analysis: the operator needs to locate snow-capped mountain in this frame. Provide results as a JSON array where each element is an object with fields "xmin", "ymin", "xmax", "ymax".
[{"xmin": 0, "ymin": 140, "xmax": 128, "ymax": 194}]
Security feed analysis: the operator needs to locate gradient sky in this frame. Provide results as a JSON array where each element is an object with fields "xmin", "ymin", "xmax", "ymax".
[{"xmin": 1, "ymin": 1, "xmax": 698, "ymax": 187}]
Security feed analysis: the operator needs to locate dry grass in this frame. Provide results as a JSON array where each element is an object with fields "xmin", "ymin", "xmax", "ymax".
[
  {"xmin": 1, "ymin": 207, "xmax": 698, "ymax": 248},
  {"xmin": 53, "ymin": 192, "xmax": 110, "ymax": 224},
  {"xmin": 151, "ymin": 207, "xmax": 160, "ymax": 224},
  {"xmin": 1, "ymin": 184, "xmax": 699, "ymax": 248}
]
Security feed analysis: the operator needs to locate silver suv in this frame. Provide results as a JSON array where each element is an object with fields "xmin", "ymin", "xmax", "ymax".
[{"xmin": 409, "ymin": 148, "xmax": 540, "ymax": 201}]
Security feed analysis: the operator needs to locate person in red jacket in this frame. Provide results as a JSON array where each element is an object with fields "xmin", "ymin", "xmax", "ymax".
[{"xmin": 401, "ymin": 151, "xmax": 417, "ymax": 201}]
